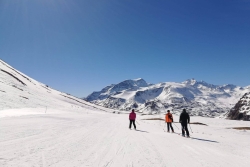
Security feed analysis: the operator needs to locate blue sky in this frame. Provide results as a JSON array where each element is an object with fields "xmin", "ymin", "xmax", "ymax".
[{"xmin": 0, "ymin": 0, "xmax": 250, "ymax": 97}]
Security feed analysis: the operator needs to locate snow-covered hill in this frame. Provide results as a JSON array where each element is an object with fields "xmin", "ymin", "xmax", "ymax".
[
  {"xmin": 85, "ymin": 78, "xmax": 250, "ymax": 117},
  {"xmin": 227, "ymin": 92, "xmax": 250, "ymax": 120},
  {"xmin": 0, "ymin": 59, "xmax": 114, "ymax": 114}
]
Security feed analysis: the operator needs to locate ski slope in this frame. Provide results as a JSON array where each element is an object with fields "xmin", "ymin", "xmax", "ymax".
[{"xmin": 1, "ymin": 108, "xmax": 250, "ymax": 167}]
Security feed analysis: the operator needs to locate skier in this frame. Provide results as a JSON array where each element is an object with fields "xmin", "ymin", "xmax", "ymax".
[
  {"xmin": 179, "ymin": 109, "xmax": 190, "ymax": 137},
  {"xmin": 165, "ymin": 110, "xmax": 174, "ymax": 132},
  {"xmin": 129, "ymin": 109, "xmax": 136, "ymax": 130}
]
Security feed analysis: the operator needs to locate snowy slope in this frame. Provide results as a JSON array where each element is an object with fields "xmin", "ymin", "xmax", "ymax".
[
  {"xmin": 85, "ymin": 78, "xmax": 250, "ymax": 117},
  {"xmin": 0, "ymin": 110, "xmax": 250, "ymax": 167},
  {"xmin": 0, "ymin": 59, "xmax": 115, "ymax": 114}
]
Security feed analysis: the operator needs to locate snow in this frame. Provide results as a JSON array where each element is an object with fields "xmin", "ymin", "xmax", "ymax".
[
  {"xmin": 0, "ymin": 108, "xmax": 47, "ymax": 118},
  {"xmin": 113, "ymin": 90, "xmax": 137, "ymax": 99},
  {"xmin": 1, "ymin": 109, "xmax": 250, "ymax": 167}
]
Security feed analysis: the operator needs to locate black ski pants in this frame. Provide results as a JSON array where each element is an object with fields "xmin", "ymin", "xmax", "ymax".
[
  {"xmin": 129, "ymin": 120, "xmax": 136, "ymax": 129},
  {"xmin": 167, "ymin": 122, "xmax": 174, "ymax": 132},
  {"xmin": 181, "ymin": 123, "xmax": 189, "ymax": 136}
]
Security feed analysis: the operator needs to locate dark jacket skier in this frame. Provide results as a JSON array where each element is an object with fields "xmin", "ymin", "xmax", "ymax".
[
  {"xmin": 129, "ymin": 109, "xmax": 136, "ymax": 129},
  {"xmin": 179, "ymin": 109, "xmax": 190, "ymax": 137}
]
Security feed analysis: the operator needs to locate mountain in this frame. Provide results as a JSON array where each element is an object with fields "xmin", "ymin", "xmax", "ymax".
[
  {"xmin": 86, "ymin": 78, "xmax": 148, "ymax": 102},
  {"xmin": 0, "ymin": 59, "xmax": 112, "ymax": 113},
  {"xmin": 227, "ymin": 92, "xmax": 250, "ymax": 120},
  {"xmin": 85, "ymin": 78, "xmax": 250, "ymax": 117}
]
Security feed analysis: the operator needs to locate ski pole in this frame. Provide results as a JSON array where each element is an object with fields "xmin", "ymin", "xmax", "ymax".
[
  {"xmin": 163, "ymin": 122, "xmax": 168, "ymax": 131},
  {"xmin": 172, "ymin": 122, "xmax": 179, "ymax": 129},
  {"xmin": 136, "ymin": 120, "xmax": 140, "ymax": 125},
  {"xmin": 188, "ymin": 123, "xmax": 193, "ymax": 133}
]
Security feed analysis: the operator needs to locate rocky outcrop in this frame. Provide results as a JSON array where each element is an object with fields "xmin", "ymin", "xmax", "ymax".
[{"xmin": 227, "ymin": 92, "xmax": 250, "ymax": 121}]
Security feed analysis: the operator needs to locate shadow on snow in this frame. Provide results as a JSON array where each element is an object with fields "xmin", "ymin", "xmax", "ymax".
[
  {"xmin": 191, "ymin": 137, "xmax": 219, "ymax": 143},
  {"xmin": 135, "ymin": 129, "xmax": 149, "ymax": 133}
]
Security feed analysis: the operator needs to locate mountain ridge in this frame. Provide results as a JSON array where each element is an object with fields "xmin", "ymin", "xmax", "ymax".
[{"xmin": 85, "ymin": 78, "xmax": 250, "ymax": 117}]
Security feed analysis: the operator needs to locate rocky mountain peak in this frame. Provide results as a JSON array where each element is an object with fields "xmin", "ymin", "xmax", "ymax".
[
  {"xmin": 86, "ymin": 78, "xmax": 249, "ymax": 117},
  {"xmin": 227, "ymin": 92, "xmax": 250, "ymax": 120},
  {"xmin": 182, "ymin": 78, "xmax": 197, "ymax": 85},
  {"xmin": 109, "ymin": 78, "xmax": 148, "ymax": 93}
]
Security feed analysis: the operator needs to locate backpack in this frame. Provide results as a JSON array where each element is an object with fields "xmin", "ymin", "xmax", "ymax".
[{"xmin": 168, "ymin": 114, "xmax": 173, "ymax": 121}]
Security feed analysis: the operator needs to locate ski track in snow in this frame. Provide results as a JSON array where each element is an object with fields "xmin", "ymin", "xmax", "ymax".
[{"xmin": 0, "ymin": 111, "xmax": 250, "ymax": 167}]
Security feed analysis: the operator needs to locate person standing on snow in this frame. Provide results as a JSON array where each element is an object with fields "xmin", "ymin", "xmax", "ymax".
[
  {"xmin": 129, "ymin": 109, "xmax": 136, "ymax": 129},
  {"xmin": 179, "ymin": 109, "xmax": 190, "ymax": 137},
  {"xmin": 165, "ymin": 110, "xmax": 174, "ymax": 132}
]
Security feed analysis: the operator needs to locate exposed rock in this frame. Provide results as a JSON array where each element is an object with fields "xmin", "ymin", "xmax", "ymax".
[{"xmin": 227, "ymin": 92, "xmax": 250, "ymax": 121}]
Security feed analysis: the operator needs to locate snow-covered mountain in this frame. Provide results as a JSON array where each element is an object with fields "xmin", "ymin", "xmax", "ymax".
[
  {"xmin": 227, "ymin": 92, "xmax": 250, "ymax": 120},
  {"xmin": 0, "ymin": 59, "xmax": 113, "ymax": 113},
  {"xmin": 85, "ymin": 78, "xmax": 250, "ymax": 117}
]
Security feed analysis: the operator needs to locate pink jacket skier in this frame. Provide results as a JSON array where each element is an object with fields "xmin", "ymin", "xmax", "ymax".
[
  {"xmin": 129, "ymin": 109, "xmax": 136, "ymax": 129},
  {"xmin": 129, "ymin": 109, "xmax": 136, "ymax": 120}
]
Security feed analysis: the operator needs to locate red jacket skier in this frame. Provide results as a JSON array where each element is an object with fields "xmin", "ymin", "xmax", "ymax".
[{"xmin": 165, "ymin": 110, "xmax": 174, "ymax": 132}]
